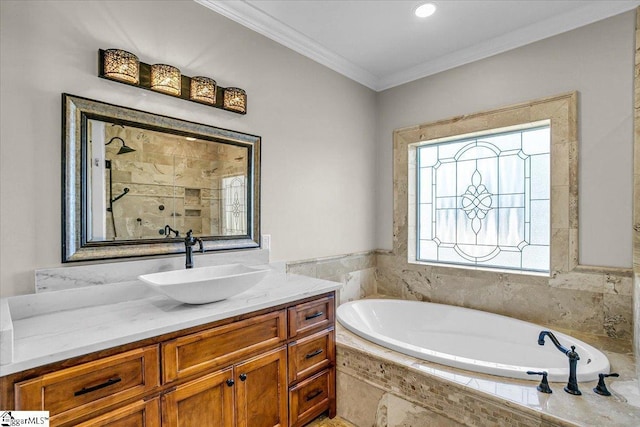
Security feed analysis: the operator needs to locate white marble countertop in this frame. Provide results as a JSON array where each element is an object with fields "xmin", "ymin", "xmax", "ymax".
[{"xmin": 0, "ymin": 268, "xmax": 341, "ymax": 376}]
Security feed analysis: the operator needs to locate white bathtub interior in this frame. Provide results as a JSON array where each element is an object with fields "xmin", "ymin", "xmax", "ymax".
[{"xmin": 336, "ymin": 299, "xmax": 610, "ymax": 382}]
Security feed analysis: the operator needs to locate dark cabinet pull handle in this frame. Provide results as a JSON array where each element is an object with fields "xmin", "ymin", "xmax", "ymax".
[
  {"xmin": 74, "ymin": 377, "xmax": 121, "ymax": 396},
  {"xmin": 239, "ymin": 373, "xmax": 247, "ymax": 381},
  {"xmin": 305, "ymin": 389, "xmax": 323, "ymax": 401},
  {"xmin": 305, "ymin": 311, "xmax": 324, "ymax": 320},
  {"xmin": 226, "ymin": 379, "xmax": 235, "ymax": 387},
  {"xmin": 305, "ymin": 349, "xmax": 324, "ymax": 359}
]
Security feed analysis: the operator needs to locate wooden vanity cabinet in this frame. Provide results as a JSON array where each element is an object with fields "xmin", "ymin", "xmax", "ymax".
[{"xmin": 3, "ymin": 292, "xmax": 336, "ymax": 427}]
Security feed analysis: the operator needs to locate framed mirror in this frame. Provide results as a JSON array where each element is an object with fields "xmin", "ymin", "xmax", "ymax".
[{"xmin": 62, "ymin": 94, "xmax": 260, "ymax": 262}]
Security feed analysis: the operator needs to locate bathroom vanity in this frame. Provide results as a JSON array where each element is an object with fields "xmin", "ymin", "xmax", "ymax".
[{"xmin": 0, "ymin": 268, "xmax": 340, "ymax": 427}]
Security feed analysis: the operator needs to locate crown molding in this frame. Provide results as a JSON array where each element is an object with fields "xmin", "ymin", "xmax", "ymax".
[
  {"xmin": 196, "ymin": 0, "xmax": 640, "ymax": 92},
  {"xmin": 195, "ymin": 0, "xmax": 379, "ymax": 90}
]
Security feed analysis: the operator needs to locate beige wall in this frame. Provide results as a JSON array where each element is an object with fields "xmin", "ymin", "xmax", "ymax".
[
  {"xmin": 0, "ymin": 0, "xmax": 377, "ymax": 296},
  {"xmin": 376, "ymin": 11, "xmax": 635, "ymax": 269}
]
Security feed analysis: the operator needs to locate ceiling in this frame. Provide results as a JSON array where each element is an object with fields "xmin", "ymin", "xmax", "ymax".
[{"xmin": 196, "ymin": 0, "xmax": 640, "ymax": 91}]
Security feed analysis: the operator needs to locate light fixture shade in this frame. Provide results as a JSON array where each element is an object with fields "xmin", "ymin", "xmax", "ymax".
[
  {"xmin": 190, "ymin": 76, "xmax": 217, "ymax": 104},
  {"xmin": 223, "ymin": 87, "xmax": 247, "ymax": 114},
  {"xmin": 103, "ymin": 49, "xmax": 139, "ymax": 84},
  {"xmin": 151, "ymin": 64, "xmax": 181, "ymax": 96}
]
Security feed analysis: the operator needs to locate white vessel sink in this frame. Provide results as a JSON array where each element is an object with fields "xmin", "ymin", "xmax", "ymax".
[{"xmin": 138, "ymin": 264, "xmax": 270, "ymax": 304}]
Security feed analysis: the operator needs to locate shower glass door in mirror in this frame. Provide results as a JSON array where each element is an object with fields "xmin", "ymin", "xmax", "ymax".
[{"xmin": 87, "ymin": 119, "xmax": 249, "ymax": 241}]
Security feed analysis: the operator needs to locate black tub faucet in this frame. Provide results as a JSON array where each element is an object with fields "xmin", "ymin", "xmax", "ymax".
[
  {"xmin": 184, "ymin": 229, "xmax": 204, "ymax": 269},
  {"xmin": 526, "ymin": 371, "xmax": 552, "ymax": 394},
  {"xmin": 594, "ymin": 373, "xmax": 619, "ymax": 396},
  {"xmin": 538, "ymin": 330, "xmax": 581, "ymax": 395}
]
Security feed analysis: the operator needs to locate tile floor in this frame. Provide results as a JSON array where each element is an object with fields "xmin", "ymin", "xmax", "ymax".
[{"xmin": 305, "ymin": 414, "xmax": 358, "ymax": 427}]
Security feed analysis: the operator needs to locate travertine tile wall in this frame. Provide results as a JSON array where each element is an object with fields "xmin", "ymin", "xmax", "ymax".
[{"xmin": 286, "ymin": 252, "xmax": 376, "ymax": 305}]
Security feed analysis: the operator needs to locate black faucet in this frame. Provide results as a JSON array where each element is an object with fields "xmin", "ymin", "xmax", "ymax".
[
  {"xmin": 538, "ymin": 331, "xmax": 581, "ymax": 395},
  {"xmin": 184, "ymin": 229, "xmax": 204, "ymax": 269}
]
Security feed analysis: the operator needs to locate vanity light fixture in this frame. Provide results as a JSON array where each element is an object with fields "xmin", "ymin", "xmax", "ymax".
[
  {"xmin": 190, "ymin": 76, "xmax": 217, "ymax": 105},
  {"xmin": 102, "ymin": 49, "xmax": 140, "ymax": 84},
  {"xmin": 223, "ymin": 87, "xmax": 247, "ymax": 114},
  {"xmin": 151, "ymin": 64, "xmax": 181, "ymax": 96},
  {"xmin": 98, "ymin": 48, "xmax": 247, "ymax": 115},
  {"xmin": 415, "ymin": 2, "xmax": 437, "ymax": 18}
]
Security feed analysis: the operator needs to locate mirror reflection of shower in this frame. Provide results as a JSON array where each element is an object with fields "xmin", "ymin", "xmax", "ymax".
[
  {"xmin": 105, "ymin": 135, "xmax": 136, "ymax": 238},
  {"xmin": 106, "ymin": 136, "xmax": 136, "ymax": 155},
  {"xmin": 87, "ymin": 118, "xmax": 250, "ymax": 242}
]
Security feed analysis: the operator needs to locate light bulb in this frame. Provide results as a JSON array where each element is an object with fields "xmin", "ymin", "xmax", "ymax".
[{"xmin": 415, "ymin": 3, "xmax": 436, "ymax": 18}]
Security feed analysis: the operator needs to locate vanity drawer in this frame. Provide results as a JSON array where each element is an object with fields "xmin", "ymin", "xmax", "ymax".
[
  {"xmin": 162, "ymin": 310, "xmax": 286, "ymax": 383},
  {"xmin": 288, "ymin": 328, "xmax": 334, "ymax": 384},
  {"xmin": 73, "ymin": 398, "xmax": 160, "ymax": 427},
  {"xmin": 287, "ymin": 295, "xmax": 334, "ymax": 339},
  {"xmin": 14, "ymin": 345, "xmax": 160, "ymax": 424},
  {"xmin": 288, "ymin": 368, "xmax": 334, "ymax": 427}
]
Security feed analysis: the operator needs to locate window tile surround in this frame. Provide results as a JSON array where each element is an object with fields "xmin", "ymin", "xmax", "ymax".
[
  {"xmin": 404, "ymin": 94, "xmax": 574, "ymax": 274},
  {"xmin": 380, "ymin": 91, "xmax": 634, "ymax": 344}
]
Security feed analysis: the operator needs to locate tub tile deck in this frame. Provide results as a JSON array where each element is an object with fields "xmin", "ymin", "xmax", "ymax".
[{"xmin": 336, "ymin": 323, "xmax": 640, "ymax": 427}]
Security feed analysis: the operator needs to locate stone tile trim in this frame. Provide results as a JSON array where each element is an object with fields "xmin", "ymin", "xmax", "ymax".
[
  {"xmin": 337, "ymin": 345, "xmax": 575, "ymax": 427},
  {"xmin": 286, "ymin": 250, "xmax": 376, "ymax": 277}
]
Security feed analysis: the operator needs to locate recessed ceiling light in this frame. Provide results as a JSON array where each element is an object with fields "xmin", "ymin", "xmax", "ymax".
[
  {"xmin": 185, "ymin": 137, "xmax": 197, "ymax": 141},
  {"xmin": 415, "ymin": 3, "xmax": 436, "ymax": 18}
]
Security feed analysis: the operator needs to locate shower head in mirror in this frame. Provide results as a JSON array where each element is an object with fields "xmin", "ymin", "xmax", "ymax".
[{"xmin": 105, "ymin": 136, "xmax": 136, "ymax": 155}]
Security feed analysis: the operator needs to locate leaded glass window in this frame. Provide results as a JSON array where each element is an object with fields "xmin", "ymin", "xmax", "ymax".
[{"xmin": 414, "ymin": 121, "xmax": 550, "ymax": 274}]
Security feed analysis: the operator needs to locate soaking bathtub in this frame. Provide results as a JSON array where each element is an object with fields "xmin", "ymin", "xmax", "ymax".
[{"xmin": 336, "ymin": 299, "xmax": 609, "ymax": 382}]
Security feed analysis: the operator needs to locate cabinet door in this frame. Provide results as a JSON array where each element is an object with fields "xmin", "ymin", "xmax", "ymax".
[
  {"xmin": 162, "ymin": 367, "xmax": 234, "ymax": 427},
  {"xmin": 235, "ymin": 346, "xmax": 287, "ymax": 427}
]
